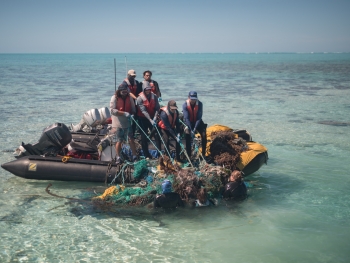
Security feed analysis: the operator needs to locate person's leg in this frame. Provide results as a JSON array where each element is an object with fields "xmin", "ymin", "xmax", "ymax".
[
  {"xmin": 197, "ymin": 120, "xmax": 207, "ymax": 156},
  {"xmin": 184, "ymin": 126, "xmax": 192, "ymax": 158},
  {"xmin": 161, "ymin": 129, "xmax": 171, "ymax": 156},
  {"xmin": 139, "ymin": 118, "xmax": 151, "ymax": 158},
  {"xmin": 131, "ymin": 115, "xmax": 138, "ymax": 137},
  {"xmin": 114, "ymin": 128, "xmax": 125, "ymax": 163},
  {"xmin": 153, "ymin": 128, "xmax": 162, "ymax": 153}
]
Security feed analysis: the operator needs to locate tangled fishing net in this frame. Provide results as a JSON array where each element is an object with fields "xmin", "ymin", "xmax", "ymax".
[
  {"xmin": 92, "ymin": 130, "xmax": 249, "ymax": 208},
  {"xmin": 208, "ymin": 131, "xmax": 248, "ymax": 171}
]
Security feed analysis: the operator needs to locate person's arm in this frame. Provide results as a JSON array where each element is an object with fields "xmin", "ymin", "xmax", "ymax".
[
  {"xmin": 130, "ymin": 97, "xmax": 136, "ymax": 115},
  {"xmin": 153, "ymin": 196, "xmax": 161, "ymax": 208},
  {"xmin": 177, "ymin": 195, "xmax": 184, "ymax": 207},
  {"xmin": 153, "ymin": 95, "xmax": 160, "ymax": 121},
  {"xmin": 194, "ymin": 101, "xmax": 203, "ymax": 131},
  {"xmin": 182, "ymin": 102, "xmax": 192, "ymax": 128},
  {"xmin": 154, "ymin": 81, "xmax": 161, "ymax": 97},
  {"xmin": 175, "ymin": 111, "xmax": 181, "ymax": 135}
]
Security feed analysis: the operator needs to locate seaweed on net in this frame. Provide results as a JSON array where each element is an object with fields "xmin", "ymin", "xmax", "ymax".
[
  {"xmin": 172, "ymin": 168, "xmax": 200, "ymax": 201},
  {"xmin": 92, "ymin": 130, "xmax": 249, "ymax": 208},
  {"xmin": 209, "ymin": 131, "xmax": 248, "ymax": 171}
]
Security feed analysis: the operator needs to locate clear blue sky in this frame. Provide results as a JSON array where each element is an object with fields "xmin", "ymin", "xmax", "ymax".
[{"xmin": 1, "ymin": 0, "xmax": 349, "ymax": 53}]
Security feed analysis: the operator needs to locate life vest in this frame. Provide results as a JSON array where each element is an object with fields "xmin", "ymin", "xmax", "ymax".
[
  {"xmin": 158, "ymin": 106, "xmax": 177, "ymax": 130},
  {"xmin": 137, "ymin": 92, "xmax": 156, "ymax": 118},
  {"xmin": 124, "ymin": 78, "xmax": 137, "ymax": 96},
  {"xmin": 115, "ymin": 95, "xmax": 132, "ymax": 113},
  {"xmin": 186, "ymin": 99, "xmax": 199, "ymax": 123}
]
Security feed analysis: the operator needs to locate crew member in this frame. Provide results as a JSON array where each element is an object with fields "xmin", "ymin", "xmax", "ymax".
[
  {"xmin": 157, "ymin": 100, "xmax": 182, "ymax": 162},
  {"xmin": 122, "ymin": 69, "xmax": 142, "ymax": 99},
  {"xmin": 193, "ymin": 188, "xmax": 215, "ymax": 207},
  {"xmin": 136, "ymin": 82, "xmax": 160, "ymax": 159},
  {"xmin": 182, "ymin": 91, "xmax": 207, "ymax": 159},
  {"xmin": 109, "ymin": 84, "xmax": 137, "ymax": 164},
  {"xmin": 142, "ymin": 70, "xmax": 161, "ymax": 99},
  {"xmin": 222, "ymin": 170, "xmax": 247, "ymax": 200},
  {"xmin": 154, "ymin": 180, "xmax": 184, "ymax": 209},
  {"xmin": 122, "ymin": 69, "xmax": 142, "ymax": 135}
]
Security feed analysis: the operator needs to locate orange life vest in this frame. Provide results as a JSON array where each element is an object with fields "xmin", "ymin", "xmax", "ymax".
[
  {"xmin": 115, "ymin": 95, "xmax": 132, "ymax": 113},
  {"xmin": 137, "ymin": 92, "xmax": 156, "ymax": 118},
  {"xmin": 124, "ymin": 78, "xmax": 137, "ymax": 96},
  {"xmin": 186, "ymin": 99, "xmax": 199, "ymax": 123},
  {"xmin": 158, "ymin": 106, "xmax": 177, "ymax": 130}
]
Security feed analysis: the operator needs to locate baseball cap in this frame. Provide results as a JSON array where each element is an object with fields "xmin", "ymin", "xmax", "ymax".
[
  {"xmin": 128, "ymin": 69, "xmax": 136, "ymax": 76},
  {"xmin": 189, "ymin": 91, "xmax": 198, "ymax": 100},
  {"xmin": 168, "ymin": 100, "xmax": 178, "ymax": 110}
]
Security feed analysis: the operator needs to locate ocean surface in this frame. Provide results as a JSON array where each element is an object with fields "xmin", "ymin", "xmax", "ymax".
[{"xmin": 0, "ymin": 53, "xmax": 349, "ymax": 262}]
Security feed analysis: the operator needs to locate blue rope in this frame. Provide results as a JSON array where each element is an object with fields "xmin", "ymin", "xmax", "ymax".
[{"xmin": 154, "ymin": 125, "xmax": 175, "ymax": 166}]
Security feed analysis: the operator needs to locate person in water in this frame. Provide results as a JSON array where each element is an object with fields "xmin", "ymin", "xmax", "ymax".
[
  {"xmin": 109, "ymin": 84, "xmax": 138, "ymax": 163},
  {"xmin": 136, "ymin": 82, "xmax": 160, "ymax": 159},
  {"xmin": 156, "ymin": 100, "xmax": 182, "ymax": 162},
  {"xmin": 182, "ymin": 91, "xmax": 208, "ymax": 159},
  {"xmin": 222, "ymin": 170, "xmax": 247, "ymax": 200},
  {"xmin": 193, "ymin": 188, "xmax": 215, "ymax": 207},
  {"xmin": 141, "ymin": 70, "xmax": 161, "ymax": 99},
  {"xmin": 154, "ymin": 180, "xmax": 184, "ymax": 209}
]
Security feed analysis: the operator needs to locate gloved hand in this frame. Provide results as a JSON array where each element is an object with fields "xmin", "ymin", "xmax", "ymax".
[
  {"xmin": 150, "ymin": 119, "xmax": 156, "ymax": 126},
  {"xmin": 176, "ymin": 134, "xmax": 181, "ymax": 143},
  {"xmin": 158, "ymin": 97, "xmax": 162, "ymax": 103},
  {"xmin": 124, "ymin": 112, "xmax": 130, "ymax": 118}
]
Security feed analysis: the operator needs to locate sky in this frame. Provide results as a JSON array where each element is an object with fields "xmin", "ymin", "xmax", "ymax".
[{"xmin": 0, "ymin": 0, "xmax": 349, "ymax": 53}]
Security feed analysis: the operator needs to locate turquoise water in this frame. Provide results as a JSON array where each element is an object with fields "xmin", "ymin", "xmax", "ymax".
[{"xmin": 1, "ymin": 53, "xmax": 350, "ymax": 262}]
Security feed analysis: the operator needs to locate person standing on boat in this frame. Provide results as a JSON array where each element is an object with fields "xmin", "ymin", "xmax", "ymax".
[
  {"xmin": 110, "ymin": 84, "xmax": 138, "ymax": 164},
  {"xmin": 136, "ymin": 82, "xmax": 160, "ymax": 159},
  {"xmin": 122, "ymin": 69, "xmax": 142, "ymax": 99},
  {"xmin": 122, "ymin": 69, "xmax": 142, "ymax": 136},
  {"xmin": 142, "ymin": 70, "xmax": 161, "ymax": 99},
  {"xmin": 156, "ymin": 100, "xmax": 182, "ymax": 162},
  {"xmin": 182, "ymin": 91, "xmax": 207, "ymax": 159}
]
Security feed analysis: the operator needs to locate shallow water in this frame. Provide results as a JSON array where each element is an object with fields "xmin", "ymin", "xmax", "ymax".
[{"xmin": 1, "ymin": 53, "xmax": 350, "ymax": 262}]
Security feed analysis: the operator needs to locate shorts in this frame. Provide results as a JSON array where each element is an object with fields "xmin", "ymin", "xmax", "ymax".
[{"xmin": 110, "ymin": 127, "xmax": 133, "ymax": 143}]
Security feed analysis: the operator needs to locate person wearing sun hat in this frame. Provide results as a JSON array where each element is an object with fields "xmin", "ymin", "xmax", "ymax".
[
  {"xmin": 153, "ymin": 180, "xmax": 184, "ymax": 209},
  {"xmin": 136, "ymin": 82, "xmax": 160, "ymax": 158},
  {"xmin": 156, "ymin": 100, "xmax": 182, "ymax": 162},
  {"xmin": 109, "ymin": 83, "xmax": 138, "ymax": 163},
  {"xmin": 182, "ymin": 91, "xmax": 207, "ymax": 159}
]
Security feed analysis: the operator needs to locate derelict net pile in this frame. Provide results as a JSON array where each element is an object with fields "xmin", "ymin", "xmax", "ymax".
[
  {"xmin": 92, "ymin": 131, "xmax": 248, "ymax": 207},
  {"xmin": 208, "ymin": 131, "xmax": 248, "ymax": 171}
]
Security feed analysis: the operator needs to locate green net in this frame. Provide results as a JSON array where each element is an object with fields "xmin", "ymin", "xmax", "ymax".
[{"xmin": 92, "ymin": 130, "xmax": 248, "ymax": 208}]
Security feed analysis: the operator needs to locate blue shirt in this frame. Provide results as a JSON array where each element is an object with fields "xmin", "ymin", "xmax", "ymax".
[{"xmin": 182, "ymin": 100, "xmax": 203, "ymax": 130}]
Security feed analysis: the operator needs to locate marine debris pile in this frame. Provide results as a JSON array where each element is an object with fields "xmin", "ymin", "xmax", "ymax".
[{"xmin": 92, "ymin": 129, "xmax": 250, "ymax": 208}]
